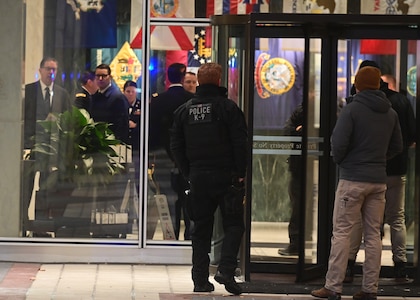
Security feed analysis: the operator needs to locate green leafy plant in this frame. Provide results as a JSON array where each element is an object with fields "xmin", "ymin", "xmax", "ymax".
[{"xmin": 28, "ymin": 107, "xmax": 125, "ymax": 189}]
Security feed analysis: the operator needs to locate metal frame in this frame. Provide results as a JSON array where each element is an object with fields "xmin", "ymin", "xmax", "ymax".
[{"xmin": 211, "ymin": 12, "xmax": 420, "ymax": 283}]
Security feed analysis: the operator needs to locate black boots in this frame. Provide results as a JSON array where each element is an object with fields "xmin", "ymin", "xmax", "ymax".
[
  {"xmin": 193, "ymin": 281, "xmax": 215, "ymax": 292},
  {"xmin": 214, "ymin": 270, "xmax": 242, "ymax": 295}
]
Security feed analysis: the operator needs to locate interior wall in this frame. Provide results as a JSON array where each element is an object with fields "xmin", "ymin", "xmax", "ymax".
[
  {"xmin": 0, "ymin": 0, "xmax": 24, "ymax": 236},
  {"xmin": 24, "ymin": 0, "xmax": 44, "ymax": 84}
]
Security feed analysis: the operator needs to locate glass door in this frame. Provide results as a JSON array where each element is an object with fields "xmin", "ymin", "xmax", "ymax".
[
  {"xmin": 211, "ymin": 13, "xmax": 420, "ymax": 284},
  {"xmin": 211, "ymin": 15, "xmax": 330, "ymax": 281},
  {"xmin": 249, "ymin": 35, "xmax": 327, "ymax": 281}
]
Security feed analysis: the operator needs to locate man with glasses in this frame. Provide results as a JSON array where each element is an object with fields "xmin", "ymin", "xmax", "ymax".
[
  {"xmin": 90, "ymin": 63, "xmax": 129, "ymax": 143},
  {"xmin": 24, "ymin": 57, "xmax": 71, "ymax": 149},
  {"xmin": 23, "ymin": 57, "xmax": 72, "ymax": 227}
]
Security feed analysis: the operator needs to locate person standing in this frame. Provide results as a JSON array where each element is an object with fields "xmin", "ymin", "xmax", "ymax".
[
  {"xmin": 311, "ymin": 66, "xmax": 402, "ymax": 300},
  {"xmin": 278, "ymin": 104, "xmax": 303, "ymax": 256},
  {"xmin": 74, "ymin": 70, "xmax": 98, "ymax": 112},
  {"xmin": 90, "ymin": 63, "xmax": 129, "ymax": 144},
  {"xmin": 170, "ymin": 63, "xmax": 248, "ymax": 295},
  {"xmin": 24, "ymin": 57, "xmax": 72, "ymax": 222},
  {"xmin": 344, "ymin": 61, "xmax": 416, "ymax": 284},
  {"xmin": 149, "ymin": 63, "xmax": 194, "ymax": 240},
  {"xmin": 24, "ymin": 57, "xmax": 71, "ymax": 149},
  {"xmin": 123, "ymin": 80, "xmax": 141, "ymax": 190}
]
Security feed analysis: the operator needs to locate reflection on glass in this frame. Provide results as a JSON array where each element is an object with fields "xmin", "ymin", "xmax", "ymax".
[{"xmin": 251, "ymin": 38, "xmax": 306, "ymax": 261}]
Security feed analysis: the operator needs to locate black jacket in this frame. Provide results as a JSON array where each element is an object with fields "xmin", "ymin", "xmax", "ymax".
[
  {"xmin": 170, "ymin": 84, "xmax": 248, "ymax": 179},
  {"xmin": 283, "ymin": 104, "xmax": 303, "ymax": 174},
  {"xmin": 149, "ymin": 85, "xmax": 194, "ymax": 156},
  {"xmin": 90, "ymin": 84, "xmax": 129, "ymax": 144},
  {"xmin": 24, "ymin": 81, "xmax": 71, "ymax": 148},
  {"xmin": 74, "ymin": 87, "xmax": 92, "ymax": 112},
  {"xmin": 128, "ymin": 98, "xmax": 141, "ymax": 150},
  {"xmin": 348, "ymin": 81, "xmax": 415, "ymax": 175},
  {"xmin": 383, "ymin": 85, "xmax": 416, "ymax": 175}
]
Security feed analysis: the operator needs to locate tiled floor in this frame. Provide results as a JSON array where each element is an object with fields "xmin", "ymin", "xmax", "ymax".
[{"xmin": 0, "ymin": 263, "xmax": 418, "ymax": 299}]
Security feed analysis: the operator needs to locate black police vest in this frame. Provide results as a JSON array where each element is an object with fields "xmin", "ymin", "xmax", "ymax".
[{"xmin": 183, "ymin": 96, "xmax": 233, "ymax": 170}]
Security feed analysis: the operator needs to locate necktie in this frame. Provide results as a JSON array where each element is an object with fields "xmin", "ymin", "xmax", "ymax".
[{"xmin": 44, "ymin": 87, "xmax": 51, "ymax": 112}]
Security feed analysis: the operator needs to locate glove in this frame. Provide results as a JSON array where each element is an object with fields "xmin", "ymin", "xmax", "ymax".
[{"xmin": 224, "ymin": 176, "xmax": 245, "ymax": 215}]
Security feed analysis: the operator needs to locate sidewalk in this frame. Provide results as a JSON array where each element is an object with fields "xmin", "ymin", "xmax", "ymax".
[{"xmin": 0, "ymin": 262, "xmax": 416, "ymax": 299}]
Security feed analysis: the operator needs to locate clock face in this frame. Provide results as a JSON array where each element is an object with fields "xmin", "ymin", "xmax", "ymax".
[{"xmin": 261, "ymin": 58, "xmax": 296, "ymax": 95}]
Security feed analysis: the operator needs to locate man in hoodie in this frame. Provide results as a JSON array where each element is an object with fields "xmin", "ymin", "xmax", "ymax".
[
  {"xmin": 344, "ymin": 61, "xmax": 416, "ymax": 284},
  {"xmin": 311, "ymin": 66, "xmax": 403, "ymax": 300}
]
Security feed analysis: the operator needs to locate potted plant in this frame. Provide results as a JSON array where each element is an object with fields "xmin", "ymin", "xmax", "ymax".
[
  {"xmin": 29, "ymin": 107, "xmax": 125, "ymax": 188},
  {"xmin": 26, "ymin": 107, "xmax": 126, "ymax": 235}
]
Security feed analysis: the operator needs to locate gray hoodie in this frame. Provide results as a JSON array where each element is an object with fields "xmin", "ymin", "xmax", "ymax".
[{"xmin": 331, "ymin": 89, "xmax": 403, "ymax": 183}]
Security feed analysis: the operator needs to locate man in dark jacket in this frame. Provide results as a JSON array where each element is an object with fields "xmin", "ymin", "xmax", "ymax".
[
  {"xmin": 150, "ymin": 63, "xmax": 194, "ymax": 240},
  {"xmin": 278, "ymin": 104, "xmax": 303, "ymax": 256},
  {"xmin": 311, "ymin": 66, "xmax": 402, "ymax": 300},
  {"xmin": 74, "ymin": 70, "xmax": 98, "ymax": 112},
  {"xmin": 344, "ymin": 61, "xmax": 416, "ymax": 284},
  {"xmin": 90, "ymin": 64, "xmax": 129, "ymax": 144},
  {"xmin": 170, "ymin": 63, "xmax": 248, "ymax": 295},
  {"xmin": 24, "ymin": 57, "xmax": 71, "ymax": 149},
  {"xmin": 24, "ymin": 57, "xmax": 72, "ymax": 221}
]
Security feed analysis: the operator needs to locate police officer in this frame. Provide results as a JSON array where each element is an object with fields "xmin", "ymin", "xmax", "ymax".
[
  {"xmin": 170, "ymin": 63, "xmax": 248, "ymax": 295},
  {"xmin": 74, "ymin": 70, "xmax": 98, "ymax": 112}
]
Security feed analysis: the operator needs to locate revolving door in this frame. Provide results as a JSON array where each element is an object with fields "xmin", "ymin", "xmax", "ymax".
[{"xmin": 211, "ymin": 13, "xmax": 420, "ymax": 284}]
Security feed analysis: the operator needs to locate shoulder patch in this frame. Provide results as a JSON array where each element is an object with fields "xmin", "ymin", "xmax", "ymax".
[
  {"xmin": 152, "ymin": 93, "xmax": 159, "ymax": 97},
  {"xmin": 75, "ymin": 93, "xmax": 86, "ymax": 98}
]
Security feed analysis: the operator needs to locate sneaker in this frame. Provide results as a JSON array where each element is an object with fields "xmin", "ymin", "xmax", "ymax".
[
  {"xmin": 278, "ymin": 245, "xmax": 298, "ymax": 256},
  {"xmin": 214, "ymin": 270, "xmax": 242, "ymax": 295},
  {"xmin": 193, "ymin": 281, "xmax": 214, "ymax": 292},
  {"xmin": 311, "ymin": 287, "xmax": 341, "ymax": 300},
  {"xmin": 352, "ymin": 290, "xmax": 377, "ymax": 300}
]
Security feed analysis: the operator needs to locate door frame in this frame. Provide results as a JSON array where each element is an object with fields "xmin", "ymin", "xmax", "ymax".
[{"xmin": 211, "ymin": 13, "xmax": 420, "ymax": 283}]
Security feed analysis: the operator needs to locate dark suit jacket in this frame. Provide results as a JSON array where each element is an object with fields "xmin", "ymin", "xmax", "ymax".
[
  {"xmin": 74, "ymin": 87, "xmax": 92, "ymax": 112},
  {"xmin": 90, "ymin": 84, "xmax": 129, "ymax": 144},
  {"xmin": 24, "ymin": 81, "xmax": 71, "ymax": 148},
  {"xmin": 129, "ymin": 98, "xmax": 141, "ymax": 151},
  {"xmin": 149, "ymin": 85, "xmax": 194, "ymax": 154}
]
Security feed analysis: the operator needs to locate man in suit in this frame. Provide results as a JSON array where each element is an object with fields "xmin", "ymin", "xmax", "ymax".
[
  {"xmin": 24, "ymin": 57, "xmax": 72, "ymax": 149},
  {"xmin": 149, "ymin": 63, "xmax": 194, "ymax": 240},
  {"xmin": 23, "ymin": 57, "xmax": 72, "ymax": 224},
  {"xmin": 90, "ymin": 63, "xmax": 129, "ymax": 144},
  {"xmin": 74, "ymin": 70, "xmax": 98, "ymax": 112}
]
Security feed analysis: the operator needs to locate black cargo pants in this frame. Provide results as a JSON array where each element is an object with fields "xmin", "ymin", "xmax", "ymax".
[{"xmin": 189, "ymin": 169, "xmax": 245, "ymax": 285}]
